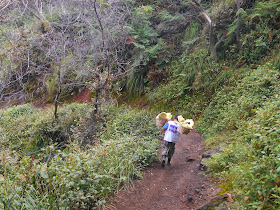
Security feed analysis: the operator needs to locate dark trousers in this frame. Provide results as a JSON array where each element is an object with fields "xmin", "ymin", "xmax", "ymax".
[{"xmin": 162, "ymin": 141, "xmax": 175, "ymax": 159}]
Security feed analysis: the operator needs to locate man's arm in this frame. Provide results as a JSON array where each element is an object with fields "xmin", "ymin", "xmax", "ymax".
[{"xmin": 161, "ymin": 122, "xmax": 169, "ymax": 133}]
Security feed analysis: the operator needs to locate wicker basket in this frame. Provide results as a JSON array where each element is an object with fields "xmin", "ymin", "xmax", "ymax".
[
  {"xmin": 156, "ymin": 117, "xmax": 168, "ymax": 127},
  {"xmin": 178, "ymin": 124, "xmax": 192, "ymax": 135}
]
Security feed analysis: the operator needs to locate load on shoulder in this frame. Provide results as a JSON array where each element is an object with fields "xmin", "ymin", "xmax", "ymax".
[{"xmin": 156, "ymin": 112, "xmax": 194, "ymax": 135}]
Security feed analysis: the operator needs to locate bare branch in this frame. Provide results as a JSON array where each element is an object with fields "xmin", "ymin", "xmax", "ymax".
[{"xmin": 190, "ymin": 0, "xmax": 213, "ymax": 26}]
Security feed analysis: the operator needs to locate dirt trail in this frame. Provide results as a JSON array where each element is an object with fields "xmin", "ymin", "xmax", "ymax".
[{"xmin": 107, "ymin": 130, "xmax": 220, "ymax": 210}]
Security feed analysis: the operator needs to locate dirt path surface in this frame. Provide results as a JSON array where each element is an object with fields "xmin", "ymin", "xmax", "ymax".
[{"xmin": 107, "ymin": 130, "xmax": 221, "ymax": 210}]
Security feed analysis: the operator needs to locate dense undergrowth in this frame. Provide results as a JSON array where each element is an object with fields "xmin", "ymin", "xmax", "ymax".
[
  {"xmin": 148, "ymin": 53, "xmax": 280, "ymax": 208},
  {"xmin": 197, "ymin": 62, "xmax": 280, "ymax": 209},
  {"xmin": 1, "ymin": 0, "xmax": 280, "ymax": 209},
  {"xmin": 207, "ymin": 94, "xmax": 280, "ymax": 209},
  {"xmin": 146, "ymin": 0, "xmax": 280, "ymax": 208},
  {"xmin": 0, "ymin": 105, "xmax": 160, "ymax": 209},
  {"xmin": 0, "ymin": 103, "xmax": 97, "ymax": 154}
]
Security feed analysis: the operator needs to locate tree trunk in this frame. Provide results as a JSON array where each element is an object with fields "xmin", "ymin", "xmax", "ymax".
[
  {"xmin": 236, "ymin": 0, "xmax": 241, "ymax": 47},
  {"xmin": 191, "ymin": 0, "xmax": 222, "ymax": 62},
  {"xmin": 94, "ymin": 87, "xmax": 99, "ymax": 114},
  {"xmin": 54, "ymin": 62, "xmax": 62, "ymax": 119},
  {"xmin": 92, "ymin": 0, "xmax": 111, "ymax": 114},
  {"xmin": 209, "ymin": 23, "xmax": 217, "ymax": 62},
  {"xmin": 54, "ymin": 87, "xmax": 61, "ymax": 119}
]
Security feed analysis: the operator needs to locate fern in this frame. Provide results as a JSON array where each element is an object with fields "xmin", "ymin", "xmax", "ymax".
[
  {"xmin": 250, "ymin": 0, "xmax": 280, "ymax": 20},
  {"xmin": 230, "ymin": 7, "xmax": 246, "ymax": 35}
]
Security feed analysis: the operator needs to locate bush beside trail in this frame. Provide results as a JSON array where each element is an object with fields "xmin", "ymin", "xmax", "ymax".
[
  {"xmin": 205, "ymin": 94, "xmax": 280, "ymax": 209},
  {"xmin": 0, "ymin": 105, "xmax": 160, "ymax": 209},
  {"xmin": 196, "ymin": 62, "xmax": 280, "ymax": 208},
  {"xmin": 0, "ymin": 103, "xmax": 97, "ymax": 154}
]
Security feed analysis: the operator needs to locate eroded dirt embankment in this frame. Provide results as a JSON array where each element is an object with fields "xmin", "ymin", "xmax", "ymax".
[{"xmin": 107, "ymin": 130, "xmax": 221, "ymax": 210}]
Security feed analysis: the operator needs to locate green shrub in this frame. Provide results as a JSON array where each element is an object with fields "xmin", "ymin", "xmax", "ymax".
[
  {"xmin": 206, "ymin": 94, "xmax": 280, "ymax": 209},
  {"xmin": 197, "ymin": 62, "xmax": 279, "ymax": 138},
  {"xmin": 0, "ymin": 103, "xmax": 96, "ymax": 154},
  {"xmin": 102, "ymin": 106, "xmax": 160, "ymax": 141},
  {"xmin": 148, "ymin": 48, "xmax": 224, "ymax": 119},
  {"xmin": 222, "ymin": 0, "xmax": 280, "ymax": 64},
  {"xmin": 0, "ymin": 106, "xmax": 161, "ymax": 209}
]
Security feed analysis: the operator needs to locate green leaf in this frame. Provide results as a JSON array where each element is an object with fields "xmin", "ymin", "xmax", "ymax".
[{"xmin": 132, "ymin": 42, "xmax": 146, "ymax": 49}]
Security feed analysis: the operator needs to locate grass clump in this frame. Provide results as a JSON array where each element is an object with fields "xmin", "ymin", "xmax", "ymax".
[
  {"xmin": 0, "ymin": 105, "xmax": 161, "ymax": 209},
  {"xmin": 148, "ymin": 48, "xmax": 223, "ymax": 119}
]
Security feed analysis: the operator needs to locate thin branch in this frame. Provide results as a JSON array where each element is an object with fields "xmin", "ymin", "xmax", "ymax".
[
  {"xmin": 94, "ymin": 124, "xmax": 108, "ymax": 140},
  {"xmin": 21, "ymin": 0, "xmax": 42, "ymax": 21},
  {"xmin": 215, "ymin": 34, "xmax": 225, "ymax": 49}
]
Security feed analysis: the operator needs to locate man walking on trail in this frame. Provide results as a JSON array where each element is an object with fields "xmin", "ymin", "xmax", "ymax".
[{"xmin": 161, "ymin": 114, "xmax": 180, "ymax": 168}]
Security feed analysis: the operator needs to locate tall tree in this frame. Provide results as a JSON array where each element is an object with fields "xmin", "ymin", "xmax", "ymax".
[
  {"xmin": 236, "ymin": 0, "xmax": 241, "ymax": 46},
  {"xmin": 190, "ymin": 0, "xmax": 224, "ymax": 62},
  {"xmin": 0, "ymin": 0, "xmax": 130, "ymax": 115}
]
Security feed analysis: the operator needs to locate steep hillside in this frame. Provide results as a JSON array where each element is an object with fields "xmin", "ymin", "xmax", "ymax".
[
  {"xmin": 144, "ymin": 0, "xmax": 280, "ymax": 208},
  {"xmin": 1, "ymin": 0, "xmax": 280, "ymax": 209}
]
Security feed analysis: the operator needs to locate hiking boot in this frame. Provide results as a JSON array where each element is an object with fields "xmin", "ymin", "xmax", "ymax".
[
  {"xmin": 167, "ymin": 158, "xmax": 171, "ymax": 165},
  {"xmin": 161, "ymin": 160, "xmax": 165, "ymax": 168}
]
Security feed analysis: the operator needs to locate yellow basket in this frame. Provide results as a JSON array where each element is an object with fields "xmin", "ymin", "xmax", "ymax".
[
  {"xmin": 178, "ymin": 119, "xmax": 194, "ymax": 135},
  {"xmin": 155, "ymin": 112, "xmax": 172, "ymax": 127},
  {"xmin": 178, "ymin": 124, "xmax": 192, "ymax": 135},
  {"xmin": 156, "ymin": 117, "xmax": 168, "ymax": 127}
]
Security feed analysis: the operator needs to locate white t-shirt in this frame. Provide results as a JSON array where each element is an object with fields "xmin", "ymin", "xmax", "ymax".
[{"xmin": 163, "ymin": 121, "xmax": 180, "ymax": 143}]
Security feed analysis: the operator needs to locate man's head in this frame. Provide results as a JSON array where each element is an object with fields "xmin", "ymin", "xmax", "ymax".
[{"xmin": 174, "ymin": 114, "xmax": 180, "ymax": 121}]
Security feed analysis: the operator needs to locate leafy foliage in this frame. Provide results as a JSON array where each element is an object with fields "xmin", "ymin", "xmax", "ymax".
[
  {"xmin": 0, "ymin": 106, "xmax": 160, "ymax": 209},
  {"xmin": 222, "ymin": 0, "xmax": 280, "ymax": 64},
  {"xmin": 143, "ymin": 1, "xmax": 280, "ymax": 208},
  {"xmin": 207, "ymin": 94, "xmax": 280, "ymax": 209},
  {"xmin": 124, "ymin": 0, "xmax": 194, "ymax": 97},
  {"xmin": 198, "ymin": 62, "xmax": 280, "ymax": 138},
  {"xmin": 0, "ymin": 103, "xmax": 96, "ymax": 153},
  {"xmin": 148, "ymin": 48, "xmax": 223, "ymax": 119}
]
